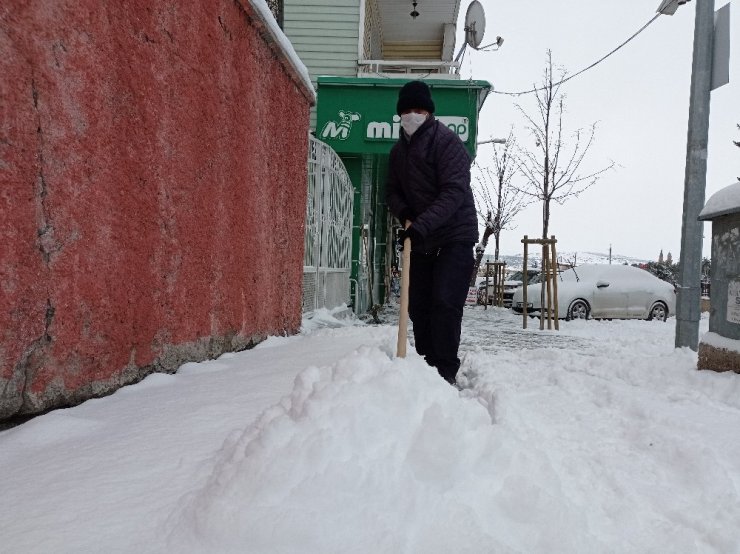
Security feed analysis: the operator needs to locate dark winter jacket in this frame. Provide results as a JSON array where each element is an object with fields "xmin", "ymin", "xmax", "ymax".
[{"xmin": 386, "ymin": 117, "xmax": 478, "ymax": 252}]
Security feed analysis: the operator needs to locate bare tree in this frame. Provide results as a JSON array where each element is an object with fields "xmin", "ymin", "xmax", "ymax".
[
  {"xmin": 469, "ymin": 212, "xmax": 493, "ymax": 287},
  {"xmin": 470, "ymin": 131, "xmax": 529, "ymax": 285},
  {"xmin": 515, "ymin": 51, "xmax": 614, "ymax": 239}
]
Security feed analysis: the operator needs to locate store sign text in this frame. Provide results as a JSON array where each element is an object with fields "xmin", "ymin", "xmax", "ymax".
[{"xmin": 366, "ymin": 115, "xmax": 469, "ymax": 142}]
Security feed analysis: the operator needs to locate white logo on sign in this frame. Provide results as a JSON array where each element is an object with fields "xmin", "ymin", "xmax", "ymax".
[{"xmin": 321, "ymin": 110, "xmax": 361, "ymax": 141}]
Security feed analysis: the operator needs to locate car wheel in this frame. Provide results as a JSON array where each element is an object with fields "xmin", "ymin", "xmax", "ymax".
[
  {"xmin": 567, "ymin": 299, "xmax": 590, "ymax": 321},
  {"xmin": 648, "ymin": 302, "xmax": 668, "ymax": 321}
]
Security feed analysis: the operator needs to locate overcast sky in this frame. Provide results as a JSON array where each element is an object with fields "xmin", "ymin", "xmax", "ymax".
[{"xmin": 457, "ymin": 0, "xmax": 736, "ymax": 261}]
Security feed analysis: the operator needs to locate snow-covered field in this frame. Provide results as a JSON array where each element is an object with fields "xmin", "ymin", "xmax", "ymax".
[
  {"xmin": 1, "ymin": 307, "xmax": 739, "ymax": 553},
  {"xmin": 490, "ymin": 250, "xmax": 651, "ymax": 270}
]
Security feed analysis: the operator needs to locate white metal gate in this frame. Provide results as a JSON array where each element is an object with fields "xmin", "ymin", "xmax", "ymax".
[{"xmin": 303, "ymin": 136, "xmax": 354, "ymax": 313}]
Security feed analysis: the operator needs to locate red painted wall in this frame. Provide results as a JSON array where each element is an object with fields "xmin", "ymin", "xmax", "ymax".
[{"xmin": 0, "ymin": 1, "xmax": 313, "ymax": 418}]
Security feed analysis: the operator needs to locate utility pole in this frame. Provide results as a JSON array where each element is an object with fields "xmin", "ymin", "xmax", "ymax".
[{"xmin": 675, "ymin": 0, "xmax": 715, "ymax": 350}]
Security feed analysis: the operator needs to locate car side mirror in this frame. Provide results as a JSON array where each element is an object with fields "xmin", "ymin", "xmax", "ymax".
[{"xmin": 596, "ymin": 280, "xmax": 610, "ymax": 288}]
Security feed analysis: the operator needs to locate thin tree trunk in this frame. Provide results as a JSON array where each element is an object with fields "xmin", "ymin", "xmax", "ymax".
[{"xmin": 470, "ymin": 226, "xmax": 494, "ymax": 286}]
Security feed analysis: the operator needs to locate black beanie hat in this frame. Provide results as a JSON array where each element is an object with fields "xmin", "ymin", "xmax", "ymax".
[{"xmin": 396, "ymin": 80, "xmax": 435, "ymax": 116}]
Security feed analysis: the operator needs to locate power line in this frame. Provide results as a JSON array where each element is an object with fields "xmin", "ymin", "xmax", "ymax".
[{"xmin": 491, "ymin": 13, "xmax": 662, "ymax": 96}]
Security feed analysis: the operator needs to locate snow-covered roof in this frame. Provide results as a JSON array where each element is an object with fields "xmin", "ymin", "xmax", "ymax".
[{"xmin": 698, "ymin": 182, "xmax": 740, "ymax": 220}]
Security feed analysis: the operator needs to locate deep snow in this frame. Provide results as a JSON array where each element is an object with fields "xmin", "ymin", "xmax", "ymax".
[{"xmin": 1, "ymin": 306, "xmax": 739, "ymax": 553}]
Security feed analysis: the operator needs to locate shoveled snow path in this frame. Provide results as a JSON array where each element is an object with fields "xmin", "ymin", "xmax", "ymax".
[
  {"xmin": 0, "ymin": 323, "xmax": 396, "ymax": 553},
  {"xmin": 1, "ymin": 307, "xmax": 739, "ymax": 553}
]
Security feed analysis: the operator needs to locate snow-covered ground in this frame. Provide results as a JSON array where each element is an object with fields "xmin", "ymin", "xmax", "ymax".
[{"xmin": 2, "ymin": 307, "xmax": 739, "ymax": 553}]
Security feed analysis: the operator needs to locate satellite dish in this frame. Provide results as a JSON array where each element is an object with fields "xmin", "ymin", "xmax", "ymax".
[{"xmin": 464, "ymin": 1, "xmax": 486, "ymax": 49}]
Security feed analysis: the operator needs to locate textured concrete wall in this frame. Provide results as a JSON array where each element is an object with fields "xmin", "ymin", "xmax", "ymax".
[
  {"xmin": 0, "ymin": 1, "xmax": 312, "ymax": 419},
  {"xmin": 706, "ymin": 215, "xmax": 740, "ymax": 340},
  {"xmin": 697, "ymin": 215, "xmax": 740, "ymax": 373}
]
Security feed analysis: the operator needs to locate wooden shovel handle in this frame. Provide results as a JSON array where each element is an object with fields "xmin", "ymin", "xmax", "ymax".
[{"xmin": 396, "ymin": 223, "xmax": 412, "ymax": 358}]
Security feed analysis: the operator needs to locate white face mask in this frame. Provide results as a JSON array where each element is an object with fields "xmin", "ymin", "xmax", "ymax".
[{"xmin": 400, "ymin": 112, "xmax": 427, "ymax": 136}]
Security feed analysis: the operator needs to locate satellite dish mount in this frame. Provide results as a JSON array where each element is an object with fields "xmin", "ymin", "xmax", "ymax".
[
  {"xmin": 454, "ymin": 0, "xmax": 490, "ymax": 66},
  {"xmin": 463, "ymin": 0, "xmax": 486, "ymax": 49}
]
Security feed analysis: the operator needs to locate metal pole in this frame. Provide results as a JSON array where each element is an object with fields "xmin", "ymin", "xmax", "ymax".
[{"xmin": 675, "ymin": 0, "xmax": 714, "ymax": 351}]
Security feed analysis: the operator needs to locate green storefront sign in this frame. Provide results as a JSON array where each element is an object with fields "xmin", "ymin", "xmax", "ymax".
[
  {"xmin": 316, "ymin": 77, "xmax": 491, "ymax": 157},
  {"xmin": 315, "ymin": 76, "xmax": 491, "ymax": 313}
]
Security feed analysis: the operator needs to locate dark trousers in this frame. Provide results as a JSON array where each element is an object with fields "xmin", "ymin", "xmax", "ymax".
[{"xmin": 408, "ymin": 243, "xmax": 474, "ymax": 384}]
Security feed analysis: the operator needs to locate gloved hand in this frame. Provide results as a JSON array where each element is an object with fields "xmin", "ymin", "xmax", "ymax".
[
  {"xmin": 399, "ymin": 208, "xmax": 415, "ymax": 225},
  {"xmin": 398, "ymin": 226, "xmax": 422, "ymax": 250}
]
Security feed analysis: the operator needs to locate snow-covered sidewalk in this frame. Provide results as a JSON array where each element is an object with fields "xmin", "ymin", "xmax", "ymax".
[{"xmin": 1, "ymin": 307, "xmax": 739, "ymax": 553}]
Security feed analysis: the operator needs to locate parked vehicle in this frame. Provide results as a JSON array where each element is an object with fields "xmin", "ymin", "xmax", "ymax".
[
  {"xmin": 478, "ymin": 269, "xmax": 541, "ymax": 306},
  {"xmin": 511, "ymin": 264, "xmax": 676, "ymax": 321},
  {"xmin": 502, "ymin": 270, "xmax": 542, "ymax": 308}
]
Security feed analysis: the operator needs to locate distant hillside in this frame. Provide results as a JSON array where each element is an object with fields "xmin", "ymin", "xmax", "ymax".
[{"xmin": 482, "ymin": 251, "xmax": 651, "ymax": 270}]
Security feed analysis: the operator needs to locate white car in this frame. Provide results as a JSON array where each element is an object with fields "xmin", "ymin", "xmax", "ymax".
[
  {"xmin": 511, "ymin": 264, "xmax": 676, "ymax": 321},
  {"xmin": 478, "ymin": 269, "xmax": 541, "ymax": 306},
  {"xmin": 502, "ymin": 269, "xmax": 541, "ymax": 308}
]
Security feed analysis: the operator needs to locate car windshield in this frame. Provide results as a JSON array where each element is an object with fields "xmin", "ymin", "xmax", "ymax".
[
  {"xmin": 559, "ymin": 266, "xmax": 603, "ymax": 283},
  {"xmin": 507, "ymin": 271, "xmax": 540, "ymax": 283}
]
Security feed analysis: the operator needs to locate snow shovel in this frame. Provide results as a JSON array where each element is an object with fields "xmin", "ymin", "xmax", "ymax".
[{"xmin": 396, "ymin": 224, "xmax": 412, "ymax": 358}]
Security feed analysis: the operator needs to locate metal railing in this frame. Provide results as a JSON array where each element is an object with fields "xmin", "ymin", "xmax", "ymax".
[
  {"xmin": 303, "ymin": 136, "xmax": 354, "ymax": 313},
  {"xmin": 357, "ymin": 59, "xmax": 460, "ymax": 78}
]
